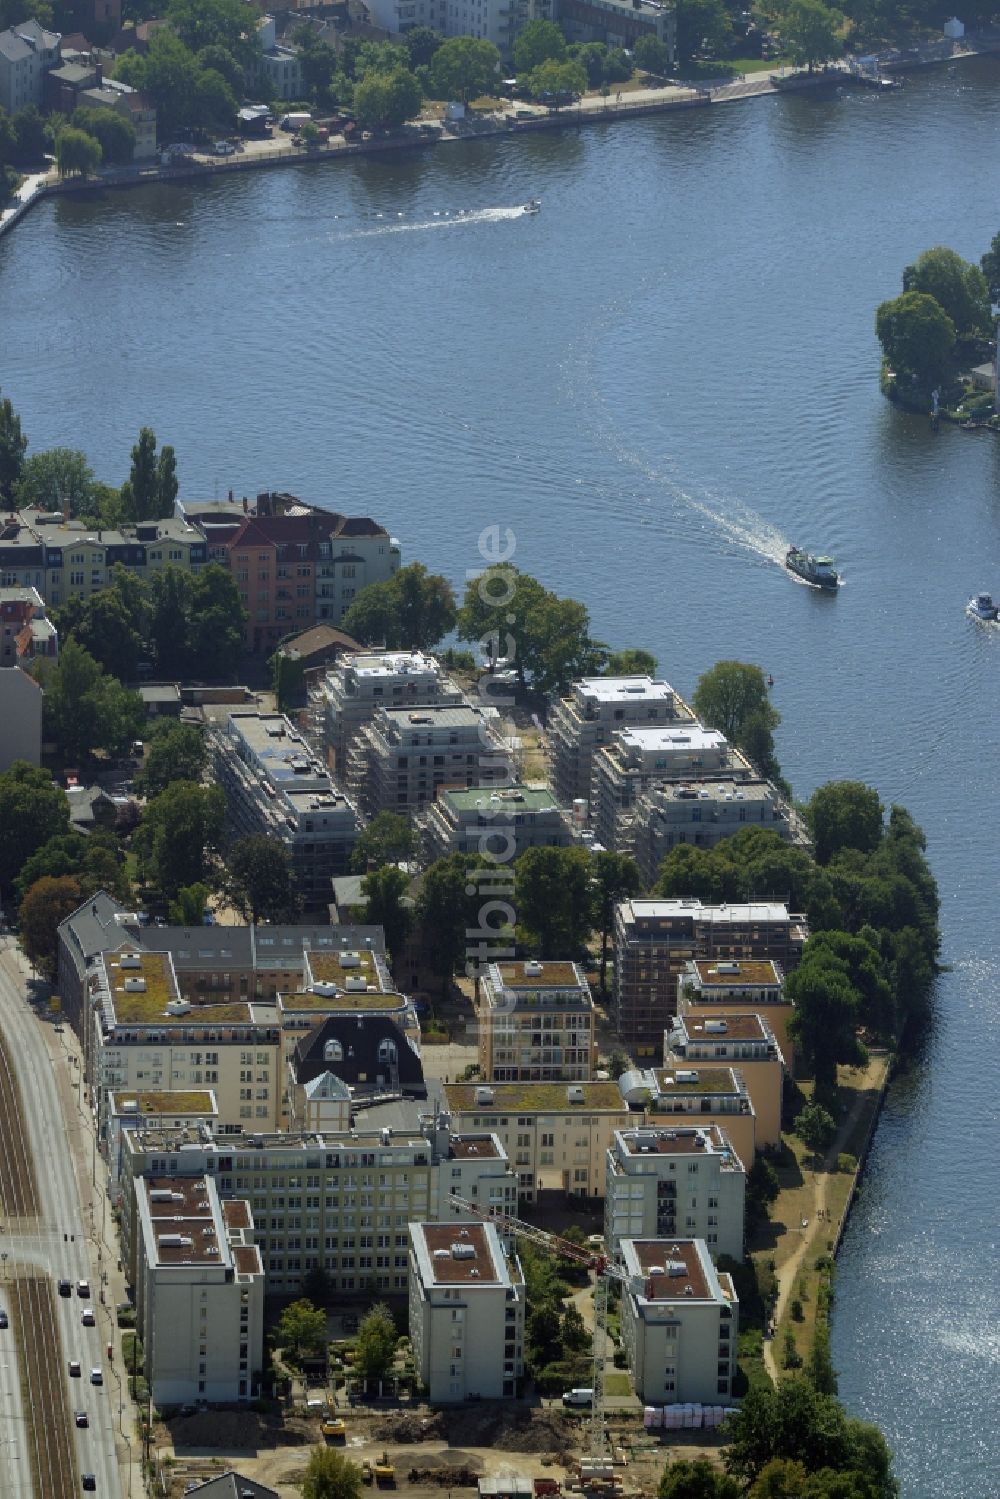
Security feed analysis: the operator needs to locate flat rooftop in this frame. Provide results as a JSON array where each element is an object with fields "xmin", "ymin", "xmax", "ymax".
[
  {"xmin": 493, "ymin": 960, "xmax": 587, "ymax": 992},
  {"xmin": 347, "ymin": 650, "xmax": 442, "ymax": 678},
  {"xmin": 575, "ymin": 676, "xmax": 676, "ymax": 702},
  {"xmin": 689, "ymin": 958, "xmax": 785, "ymax": 987},
  {"xmin": 306, "ymin": 948, "xmax": 381, "ymax": 986},
  {"xmin": 646, "ymin": 779, "xmax": 776, "ymax": 805},
  {"xmin": 629, "ymin": 1239, "xmax": 710, "ymax": 1302},
  {"xmin": 280, "ymin": 988, "xmax": 406, "ymax": 1013},
  {"xmin": 416, "ymin": 1222, "xmax": 504, "ymax": 1284},
  {"xmin": 381, "ymin": 704, "xmax": 484, "ymax": 729},
  {"xmin": 233, "ymin": 1244, "xmax": 262, "ymax": 1276},
  {"xmin": 615, "ymin": 725, "xmax": 728, "ymax": 753},
  {"xmin": 617, "ymin": 1125, "xmax": 734, "ymax": 1158},
  {"xmin": 674, "ymin": 1013, "xmax": 769, "ymax": 1042},
  {"xmin": 227, "ymin": 712, "xmax": 335, "ymax": 784},
  {"xmin": 444, "ymin": 1080, "xmax": 625, "ymax": 1113},
  {"xmin": 141, "ymin": 1176, "xmax": 232, "ymax": 1266},
  {"xmin": 222, "ymin": 1200, "xmax": 251, "ymax": 1231},
  {"xmin": 623, "ymin": 900, "xmax": 793, "ymax": 924},
  {"xmin": 110, "ymin": 1091, "xmax": 216, "ymax": 1117},
  {"xmin": 447, "ymin": 1135, "xmax": 503, "ymax": 1160},
  {"xmin": 443, "ymin": 786, "xmax": 560, "ymax": 813},
  {"xmin": 105, "ymin": 948, "xmax": 180, "ymax": 1021},
  {"xmin": 653, "ymin": 1067, "xmax": 742, "ymax": 1096}
]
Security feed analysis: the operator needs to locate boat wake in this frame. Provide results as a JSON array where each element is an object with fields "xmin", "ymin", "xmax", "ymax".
[{"xmin": 333, "ymin": 205, "xmax": 531, "ymax": 239}]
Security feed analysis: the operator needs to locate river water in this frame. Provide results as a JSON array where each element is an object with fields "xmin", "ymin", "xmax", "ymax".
[{"xmin": 3, "ymin": 55, "xmax": 1000, "ymax": 1496}]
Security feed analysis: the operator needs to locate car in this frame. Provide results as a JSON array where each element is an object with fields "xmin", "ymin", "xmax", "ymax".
[
  {"xmin": 69, "ymin": 1360, "xmax": 81, "ymax": 1377},
  {"xmin": 58, "ymin": 1280, "xmax": 72, "ymax": 1297},
  {"xmin": 213, "ymin": 140, "xmax": 236, "ymax": 155},
  {"xmin": 0, "ymin": 1310, "xmax": 8, "ymax": 1329},
  {"xmin": 82, "ymin": 1308, "xmax": 96, "ymax": 1326},
  {"xmin": 77, "ymin": 1281, "xmax": 91, "ymax": 1298},
  {"xmin": 561, "ymin": 1387, "xmax": 594, "ymax": 1408},
  {"xmin": 82, "ymin": 1477, "xmax": 96, "ymax": 1492},
  {"xmin": 90, "ymin": 1367, "xmax": 103, "ymax": 1385},
  {"xmin": 75, "ymin": 1411, "xmax": 88, "ymax": 1428}
]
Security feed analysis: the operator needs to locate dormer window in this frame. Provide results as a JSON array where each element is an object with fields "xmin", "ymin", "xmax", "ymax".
[{"xmin": 324, "ymin": 1039, "xmax": 344, "ymax": 1063}]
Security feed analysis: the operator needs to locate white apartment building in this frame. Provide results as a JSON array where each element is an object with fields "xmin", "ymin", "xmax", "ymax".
[
  {"xmin": 121, "ymin": 1114, "xmax": 517, "ymax": 1298},
  {"xmin": 409, "ymin": 1221, "xmax": 524, "ymax": 1402},
  {"xmin": 591, "ymin": 726, "xmax": 753, "ymax": 854},
  {"xmin": 665, "ymin": 1012, "xmax": 784, "ymax": 1149},
  {"xmin": 633, "ymin": 778, "xmax": 794, "ymax": 886},
  {"xmin": 604, "ymin": 1126, "xmax": 745, "ymax": 1263},
  {"xmin": 677, "ymin": 957, "xmax": 796, "ymax": 1075},
  {"xmin": 134, "ymin": 1174, "xmax": 265, "ymax": 1405},
  {"xmin": 107, "ymin": 1090, "xmax": 219, "ymax": 1206},
  {"xmin": 255, "ymin": 16, "xmax": 303, "ymax": 98},
  {"xmin": 347, "ymin": 702, "xmax": 507, "ymax": 816},
  {"xmin": 0, "ymin": 19, "xmax": 60, "ymax": 113},
  {"xmin": 420, "ymin": 784, "xmax": 573, "ymax": 863},
  {"xmin": 620, "ymin": 1237, "xmax": 738, "ymax": 1406},
  {"xmin": 442, "ymin": 1079, "xmax": 630, "ymax": 1202},
  {"xmin": 366, "ymin": 0, "xmax": 552, "ymax": 55},
  {"xmin": 619, "ymin": 1066, "xmax": 756, "ymax": 1170},
  {"xmin": 478, "ymin": 959, "xmax": 595, "ymax": 1083},
  {"xmin": 314, "ymin": 650, "xmax": 464, "ymax": 773},
  {"xmin": 211, "ymin": 711, "xmax": 360, "ymax": 903},
  {"xmin": 547, "ymin": 675, "xmax": 695, "ymax": 808}
]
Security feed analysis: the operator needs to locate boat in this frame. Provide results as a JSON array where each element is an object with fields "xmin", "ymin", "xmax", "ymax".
[
  {"xmin": 967, "ymin": 592, "xmax": 999, "ymax": 621},
  {"xmin": 785, "ymin": 546, "xmax": 839, "ymax": 589},
  {"xmin": 522, "ymin": 198, "xmax": 541, "ymax": 214}
]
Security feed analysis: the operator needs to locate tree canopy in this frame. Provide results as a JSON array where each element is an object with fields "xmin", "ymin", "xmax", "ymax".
[
  {"xmin": 360, "ymin": 864, "xmax": 411, "ymax": 964},
  {"xmin": 277, "ymin": 1298, "xmax": 327, "ymax": 1360},
  {"xmin": 658, "ymin": 1458, "xmax": 741, "ymax": 1499},
  {"xmin": 136, "ymin": 721, "xmax": 207, "ymax": 799},
  {"xmin": 513, "ymin": 18, "xmax": 567, "ymax": 72},
  {"xmin": 429, "ymin": 37, "xmax": 501, "ymax": 102},
  {"xmin": 0, "ymin": 388, "xmax": 27, "ymax": 504},
  {"xmin": 807, "ymin": 782, "xmax": 884, "ymax": 865},
  {"xmin": 34, "ymin": 639, "xmax": 145, "ymax": 764},
  {"xmin": 902, "ymin": 245, "xmax": 991, "ymax": 338},
  {"xmin": 353, "ymin": 66, "xmax": 423, "ymax": 131},
  {"xmin": 674, "ymin": 0, "xmax": 733, "ymax": 67},
  {"xmin": 56, "ymin": 126, "xmax": 101, "ymax": 178},
  {"xmin": 19, "ymin": 875, "xmax": 85, "ymax": 978},
  {"xmin": 522, "ymin": 58, "xmax": 588, "ymax": 101},
  {"xmin": 350, "ymin": 811, "xmax": 417, "ymax": 873},
  {"xmin": 414, "ymin": 853, "xmax": 480, "ymax": 997},
  {"xmin": 875, "ymin": 291, "xmax": 956, "ymax": 405},
  {"xmin": 515, "ymin": 845, "xmax": 594, "ymax": 955},
  {"xmin": 73, "ymin": 106, "xmax": 135, "ymax": 164},
  {"xmin": 775, "ymin": 0, "xmax": 844, "ymax": 69},
  {"xmin": 227, "ymin": 834, "xmax": 297, "ymax": 922},
  {"xmin": 723, "ymin": 1379, "xmax": 898, "ymax": 1497},
  {"xmin": 458, "ymin": 566, "xmax": 604, "ymax": 694},
  {"xmin": 343, "ymin": 562, "xmax": 456, "ymax": 650},
  {"xmin": 136, "ymin": 780, "xmax": 225, "ymax": 897},
  {"xmin": 0, "ymin": 761, "xmax": 71, "ymax": 892},
  {"xmin": 119, "ymin": 427, "xmax": 178, "ymax": 524},
  {"xmin": 15, "ymin": 448, "xmax": 100, "ymax": 516},
  {"xmin": 354, "ymin": 1302, "xmax": 398, "ymax": 1379},
  {"xmin": 302, "ymin": 1446, "xmax": 363, "ymax": 1499}
]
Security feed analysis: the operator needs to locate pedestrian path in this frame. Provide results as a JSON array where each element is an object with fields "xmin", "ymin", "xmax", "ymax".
[{"xmin": 0, "ymin": 167, "xmax": 53, "ymax": 239}]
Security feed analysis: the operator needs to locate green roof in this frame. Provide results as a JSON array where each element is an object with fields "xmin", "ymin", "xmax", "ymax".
[
  {"xmin": 654, "ymin": 1068, "xmax": 741, "ymax": 1096},
  {"xmin": 111, "ymin": 1091, "xmax": 216, "ymax": 1116},
  {"xmin": 443, "ymin": 786, "xmax": 560, "ymax": 812},
  {"xmin": 444, "ymin": 1081, "xmax": 626, "ymax": 1112}
]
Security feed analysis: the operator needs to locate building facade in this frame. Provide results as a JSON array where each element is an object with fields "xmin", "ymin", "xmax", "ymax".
[
  {"xmin": 134, "ymin": 1174, "xmax": 265, "ymax": 1404},
  {"xmin": 619, "ymin": 1066, "xmax": 756, "ymax": 1169},
  {"xmin": 677, "ymin": 958, "xmax": 796, "ymax": 1075},
  {"xmin": 420, "ymin": 784, "xmax": 574, "ymax": 862},
  {"xmin": 409, "ymin": 1221, "xmax": 524, "ymax": 1402},
  {"xmin": 478, "ymin": 959, "xmax": 596, "ymax": 1083},
  {"xmin": 0, "ymin": 19, "xmax": 60, "ymax": 113},
  {"xmin": 620, "ymin": 1238, "xmax": 738, "ymax": 1406},
  {"xmin": 613, "ymin": 900, "xmax": 806, "ymax": 1054},
  {"xmin": 604, "ymin": 1126, "xmax": 745, "ymax": 1262},
  {"xmin": 312, "ymin": 649, "xmax": 464, "ymax": 773},
  {"xmin": 347, "ymin": 703, "xmax": 507, "ymax": 816},
  {"xmin": 633, "ymin": 778, "xmax": 793, "ymax": 886},
  {"xmin": 664, "ymin": 1012, "xmax": 783, "ymax": 1149},
  {"xmin": 0, "ymin": 666, "xmax": 43, "ymax": 770},
  {"xmin": 546, "ymin": 676, "xmax": 695, "ymax": 809}
]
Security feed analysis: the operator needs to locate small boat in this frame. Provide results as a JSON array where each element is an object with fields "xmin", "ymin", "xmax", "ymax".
[
  {"xmin": 786, "ymin": 546, "xmax": 839, "ymax": 589},
  {"xmin": 522, "ymin": 198, "xmax": 541, "ymax": 214},
  {"xmin": 967, "ymin": 592, "xmax": 999, "ymax": 621}
]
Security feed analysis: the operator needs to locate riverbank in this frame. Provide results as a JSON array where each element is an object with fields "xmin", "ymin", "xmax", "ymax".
[{"xmin": 1, "ymin": 31, "xmax": 988, "ymax": 244}]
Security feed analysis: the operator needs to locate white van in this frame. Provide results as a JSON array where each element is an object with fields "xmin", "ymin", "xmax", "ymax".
[{"xmin": 562, "ymin": 1388, "xmax": 594, "ymax": 1408}]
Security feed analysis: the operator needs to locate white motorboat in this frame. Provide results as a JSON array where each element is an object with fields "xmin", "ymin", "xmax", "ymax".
[
  {"xmin": 967, "ymin": 592, "xmax": 999, "ymax": 621},
  {"xmin": 523, "ymin": 198, "xmax": 541, "ymax": 214}
]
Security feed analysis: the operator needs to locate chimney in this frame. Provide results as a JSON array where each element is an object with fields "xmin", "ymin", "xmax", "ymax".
[{"xmin": 242, "ymin": 495, "xmax": 249, "ymax": 513}]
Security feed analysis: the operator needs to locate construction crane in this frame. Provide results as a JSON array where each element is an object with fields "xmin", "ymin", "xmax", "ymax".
[{"xmin": 449, "ymin": 1193, "xmax": 647, "ymax": 1462}]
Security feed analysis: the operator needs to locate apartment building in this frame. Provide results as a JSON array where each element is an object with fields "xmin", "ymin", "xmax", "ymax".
[
  {"xmin": 0, "ymin": 18, "xmax": 60, "ymax": 113},
  {"xmin": 604, "ymin": 1126, "xmax": 745, "ymax": 1262},
  {"xmin": 366, "ymin": 0, "xmax": 552, "ymax": 53},
  {"xmin": 665, "ymin": 1013, "xmax": 784, "ymax": 1149},
  {"xmin": 0, "ymin": 585, "xmax": 57, "ymax": 665},
  {"xmin": 409, "ymin": 1221, "xmax": 524, "ymax": 1402},
  {"xmin": 633, "ymin": 779, "xmax": 793, "ymax": 887},
  {"xmin": 0, "ymin": 667, "xmax": 42, "ymax": 770},
  {"xmin": 547, "ymin": 676, "xmax": 695, "ymax": 808},
  {"xmin": 347, "ymin": 703, "xmax": 507, "ymax": 816},
  {"xmin": 677, "ymin": 958, "xmax": 796, "ymax": 1076},
  {"xmin": 619, "ymin": 1066, "xmax": 755, "ymax": 1169},
  {"xmin": 120, "ymin": 1115, "xmax": 517, "ymax": 1297},
  {"xmin": 613, "ymin": 899, "xmax": 806, "ymax": 1054},
  {"xmin": 312, "ymin": 649, "xmax": 464, "ymax": 773},
  {"xmin": 254, "ymin": 15, "xmax": 303, "ymax": 98},
  {"xmin": 107, "ymin": 1089, "xmax": 219, "ymax": 1205},
  {"xmin": 134, "ymin": 1174, "xmax": 264, "ymax": 1404},
  {"xmin": 478, "ymin": 960, "xmax": 595, "ymax": 1083},
  {"xmin": 211, "ymin": 711, "xmax": 360, "ymax": 903},
  {"xmin": 591, "ymin": 727, "xmax": 754, "ymax": 854},
  {"xmin": 0, "ymin": 509, "xmax": 206, "ymax": 608},
  {"xmin": 620, "ymin": 1238, "xmax": 738, "ymax": 1406},
  {"xmin": 288, "ymin": 1012, "xmax": 427, "ymax": 1112},
  {"xmin": 420, "ymin": 784, "xmax": 574, "ymax": 863},
  {"xmin": 442, "ymin": 1080, "xmax": 630, "ymax": 1202}
]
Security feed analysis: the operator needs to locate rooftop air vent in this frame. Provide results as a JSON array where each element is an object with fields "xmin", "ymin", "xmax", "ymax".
[
  {"xmin": 123, "ymin": 978, "xmax": 147, "ymax": 993},
  {"xmin": 523, "ymin": 960, "xmax": 543, "ymax": 978},
  {"xmin": 567, "ymin": 1085, "xmax": 585, "ymax": 1104},
  {"xmin": 119, "ymin": 952, "xmax": 143, "ymax": 970}
]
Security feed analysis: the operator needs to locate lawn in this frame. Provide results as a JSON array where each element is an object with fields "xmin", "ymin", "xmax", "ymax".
[{"xmin": 604, "ymin": 1372, "xmax": 633, "ymax": 1397}]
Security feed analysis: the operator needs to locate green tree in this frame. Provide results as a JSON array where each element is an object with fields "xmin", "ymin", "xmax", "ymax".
[
  {"xmin": 167, "ymin": 881, "xmax": 211, "ymax": 925},
  {"xmin": 902, "ymin": 245, "xmax": 991, "ymax": 338},
  {"xmin": 0, "ymin": 389, "xmax": 28, "ymax": 504},
  {"xmin": 15, "ymin": 448, "xmax": 99, "ymax": 515},
  {"xmin": 633, "ymin": 34, "xmax": 671, "ymax": 73},
  {"xmin": 675, "ymin": 0, "xmax": 733, "ymax": 66},
  {"xmin": 115, "ymin": 32, "xmax": 199, "ymax": 139},
  {"xmin": 343, "ymin": 562, "xmax": 456, "ymax": 649},
  {"xmin": 188, "ymin": 562, "xmax": 246, "ymax": 678},
  {"xmin": 723, "ymin": 1379, "xmax": 898, "ymax": 1494},
  {"xmin": 570, "ymin": 41, "xmax": 611, "ymax": 89},
  {"xmin": 591, "ymin": 849, "xmax": 641, "ymax": 994},
  {"xmin": 354, "ymin": 1302, "xmax": 398, "ymax": 1379},
  {"xmin": 980, "ymin": 229, "xmax": 1000, "ymax": 300},
  {"xmin": 166, "ymin": 0, "xmax": 260, "ymax": 66},
  {"xmin": 513, "ymin": 18, "xmax": 567, "ymax": 72},
  {"xmin": 748, "ymin": 1459, "xmax": 811, "ymax": 1498},
  {"xmin": 515, "ymin": 845, "xmax": 593, "ymax": 955},
  {"xmin": 272, "ymin": 650, "xmax": 306, "ymax": 713},
  {"xmin": 429, "ymin": 36, "xmax": 501, "ymax": 102},
  {"xmin": 808, "ymin": 929, "xmax": 894, "ymax": 1037},
  {"xmin": 0, "ymin": 762, "xmax": 71, "ymax": 891},
  {"xmin": 361, "ymin": 864, "xmax": 412, "ymax": 964},
  {"xmin": 73, "ymin": 106, "xmax": 135, "ymax": 163},
  {"xmin": 194, "ymin": 42, "xmax": 245, "ymax": 96},
  {"xmin": 62, "ymin": 588, "xmax": 145, "ymax": 681},
  {"xmin": 415, "ymin": 853, "xmax": 479, "ymax": 998},
  {"xmin": 228, "ymin": 834, "xmax": 297, "ymax": 922},
  {"xmin": 56, "ymin": 126, "xmax": 102, "ymax": 177},
  {"xmin": 277, "ymin": 1297, "xmax": 327, "ymax": 1360},
  {"xmin": 147, "ymin": 565, "xmax": 192, "ymax": 676},
  {"xmin": 156, "ymin": 443, "xmax": 178, "ymax": 517},
  {"xmin": 353, "ymin": 65, "xmax": 422, "ymax": 128},
  {"xmin": 693, "ymin": 660, "xmax": 779, "ymax": 748},
  {"xmin": 777, "ymin": 0, "xmax": 844, "ymax": 69},
  {"xmin": 119, "ymin": 426, "xmax": 158, "ymax": 523},
  {"xmin": 34, "ymin": 638, "xmax": 145, "ymax": 763},
  {"xmin": 875, "ymin": 291, "xmax": 956, "ymax": 405},
  {"xmin": 524, "ymin": 58, "xmax": 588, "ymax": 101},
  {"xmin": 458, "ymin": 566, "xmax": 604, "ymax": 693},
  {"xmin": 136, "ymin": 780, "xmax": 225, "ymax": 897},
  {"xmin": 10, "ymin": 104, "xmax": 46, "ymax": 166},
  {"xmin": 18, "ymin": 875, "xmax": 84, "ymax": 977},
  {"xmin": 136, "ymin": 721, "xmax": 207, "ymax": 799},
  {"xmin": 561, "ymin": 1302, "xmax": 589, "ymax": 1354},
  {"xmin": 193, "ymin": 66, "xmax": 238, "ymax": 132},
  {"xmin": 14, "ymin": 827, "xmax": 127, "ymax": 906},
  {"xmin": 405, "ymin": 26, "xmax": 443, "ymax": 68},
  {"xmin": 604, "ymin": 648, "xmax": 658, "ymax": 676},
  {"xmin": 658, "ymin": 1458, "xmax": 741, "ymax": 1499},
  {"xmin": 796, "ymin": 1100, "xmax": 836, "ymax": 1157},
  {"xmin": 807, "ymin": 782, "xmax": 883, "ymax": 865},
  {"xmin": 607, "ymin": 1046, "xmax": 631, "ymax": 1080},
  {"xmin": 786, "ymin": 946, "xmax": 866, "ymax": 1095},
  {"xmin": 350, "ymin": 811, "xmax": 417, "ymax": 873},
  {"xmin": 301, "ymin": 1446, "xmax": 363, "ymax": 1499}
]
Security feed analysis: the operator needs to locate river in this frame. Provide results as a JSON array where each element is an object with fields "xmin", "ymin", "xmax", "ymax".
[{"xmin": 2, "ymin": 54, "xmax": 1000, "ymax": 1496}]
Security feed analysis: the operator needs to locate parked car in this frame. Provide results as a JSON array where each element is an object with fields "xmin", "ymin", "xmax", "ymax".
[{"xmin": 561, "ymin": 1388, "xmax": 594, "ymax": 1407}]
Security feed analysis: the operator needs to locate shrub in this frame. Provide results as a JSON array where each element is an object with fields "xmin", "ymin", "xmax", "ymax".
[
  {"xmin": 790, "ymin": 1298, "xmax": 804, "ymax": 1322},
  {"xmin": 782, "ymin": 1330, "xmax": 803, "ymax": 1369},
  {"xmin": 837, "ymin": 1152, "xmax": 858, "ymax": 1174}
]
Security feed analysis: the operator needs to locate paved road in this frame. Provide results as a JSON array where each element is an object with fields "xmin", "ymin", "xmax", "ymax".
[{"xmin": 0, "ymin": 940, "xmax": 124, "ymax": 1499}]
